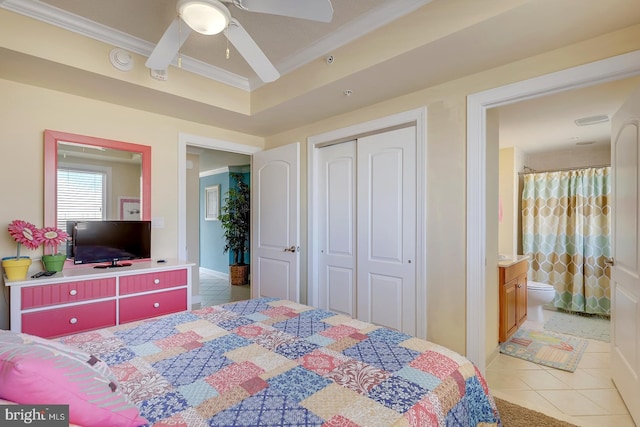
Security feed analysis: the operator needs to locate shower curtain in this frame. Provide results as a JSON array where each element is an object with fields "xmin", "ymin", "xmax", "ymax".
[{"xmin": 522, "ymin": 167, "xmax": 611, "ymax": 315}]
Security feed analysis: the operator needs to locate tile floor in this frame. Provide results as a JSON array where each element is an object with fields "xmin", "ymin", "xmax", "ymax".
[
  {"xmin": 198, "ymin": 268, "xmax": 251, "ymax": 307},
  {"xmin": 486, "ymin": 309, "xmax": 635, "ymax": 427}
]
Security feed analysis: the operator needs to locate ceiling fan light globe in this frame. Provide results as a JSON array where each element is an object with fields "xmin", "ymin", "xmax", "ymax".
[{"xmin": 178, "ymin": 0, "xmax": 230, "ymax": 35}]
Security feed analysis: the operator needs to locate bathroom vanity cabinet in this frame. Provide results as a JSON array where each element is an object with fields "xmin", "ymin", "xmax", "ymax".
[{"xmin": 499, "ymin": 258, "xmax": 528, "ymax": 342}]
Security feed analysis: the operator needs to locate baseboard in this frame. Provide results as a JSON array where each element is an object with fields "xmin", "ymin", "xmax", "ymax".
[
  {"xmin": 199, "ymin": 267, "xmax": 229, "ymax": 280},
  {"xmin": 486, "ymin": 343, "xmax": 501, "ymax": 367},
  {"xmin": 191, "ymin": 295, "xmax": 201, "ymax": 310}
]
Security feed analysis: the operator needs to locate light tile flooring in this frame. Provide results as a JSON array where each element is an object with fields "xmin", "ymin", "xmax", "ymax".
[
  {"xmin": 198, "ymin": 268, "xmax": 251, "ymax": 307},
  {"xmin": 486, "ymin": 309, "xmax": 635, "ymax": 427}
]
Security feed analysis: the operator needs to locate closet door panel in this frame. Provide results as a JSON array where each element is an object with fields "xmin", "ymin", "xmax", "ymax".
[
  {"xmin": 357, "ymin": 126, "xmax": 416, "ymax": 334},
  {"xmin": 318, "ymin": 141, "xmax": 356, "ymax": 317}
]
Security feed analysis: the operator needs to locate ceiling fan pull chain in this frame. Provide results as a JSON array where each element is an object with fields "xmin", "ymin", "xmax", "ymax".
[{"xmin": 225, "ymin": 24, "xmax": 230, "ymax": 60}]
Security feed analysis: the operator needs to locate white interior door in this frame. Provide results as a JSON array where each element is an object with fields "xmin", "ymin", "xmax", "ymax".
[
  {"xmin": 318, "ymin": 141, "xmax": 357, "ymax": 317},
  {"xmin": 357, "ymin": 126, "xmax": 416, "ymax": 334},
  {"xmin": 251, "ymin": 143, "xmax": 300, "ymax": 301},
  {"xmin": 611, "ymin": 85, "xmax": 640, "ymax": 426}
]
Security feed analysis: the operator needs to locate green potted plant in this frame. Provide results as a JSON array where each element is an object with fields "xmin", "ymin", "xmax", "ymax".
[
  {"xmin": 37, "ymin": 226, "xmax": 70, "ymax": 272},
  {"xmin": 2, "ymin": 220, "xmax": 40, "ymax": 280},
  {"xmin": 219, "ymin": 172, "xmax": 250, "ymax": 285}
]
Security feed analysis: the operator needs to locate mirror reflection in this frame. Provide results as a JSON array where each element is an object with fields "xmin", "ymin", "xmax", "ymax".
[
  {"xmin": 56, "ymin": 142, "xmax": 142, "ymax": 229},
  {"xmin": 44, "ymin": 130, "xmax": 151, "ymax": 236}
]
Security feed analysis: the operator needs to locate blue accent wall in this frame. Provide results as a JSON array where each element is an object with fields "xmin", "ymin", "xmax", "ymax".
[
  {"xmin": 199, "ymin": 169, "xmax": 250, "ymax": 274},
  {"xmin": 200, "ymin": 172, "xmax": 229, "ymax": 273}
]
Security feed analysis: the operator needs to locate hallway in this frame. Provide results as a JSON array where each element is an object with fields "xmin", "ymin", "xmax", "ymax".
[{"xmin": 199, "ymin": 269, "xmax": 250, "ymax": 307}]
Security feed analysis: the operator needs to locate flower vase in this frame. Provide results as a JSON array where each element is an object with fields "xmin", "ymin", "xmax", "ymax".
[
  {"xmin": 42, "ymin": 254, "xmax": 67, "ymax": 272},
  {"xmin": 2, "ymin": 256, "xmax": 32, "ymax": 281}
]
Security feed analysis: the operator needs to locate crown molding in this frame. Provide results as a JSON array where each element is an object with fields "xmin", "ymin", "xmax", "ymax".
[
  {"xmin": 1, "ymin": 0, "xmax": 432, "ymax": 91},
  {"xmin": 276, "ymin": 0, "xmax": 433, "ymax": 77},
  {"xmin": 0, "ymin": 0, "xmax": 252, "ymax": 90}
]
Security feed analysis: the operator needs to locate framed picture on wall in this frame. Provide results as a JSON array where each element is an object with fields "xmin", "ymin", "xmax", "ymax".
[
  {"xmin": 119, "ymin": 197, "xmax": 141, "ymax": 220},
  {"xmin": 205, "ymin": 185, "xmax": 220, "ymax": 221}
]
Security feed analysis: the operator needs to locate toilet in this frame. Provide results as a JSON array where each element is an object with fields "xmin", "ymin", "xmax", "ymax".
[{"xmin": 527, "ymin": 281, "xmax": 556, "ymax": 323}]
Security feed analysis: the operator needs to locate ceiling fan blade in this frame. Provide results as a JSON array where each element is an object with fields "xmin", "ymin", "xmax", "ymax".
[
  {"xmin": 145, "ymin": 17, "xmax": 192, "ymax": 70},
  {"xmin": 226, "ymin": 19, "xmax": 280, "ymax": 83},
  {"xmin": 236, "ymin": 0, "xmax": 333, "ymax": 23}
]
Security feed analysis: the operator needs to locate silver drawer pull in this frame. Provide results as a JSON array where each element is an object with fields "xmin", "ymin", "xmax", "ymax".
[
  {"xmin": 69, "ymin": 317, "xmax": 78, "ymax": 324},
  {"xmin": 153, "ymin": 302, "xmax": 160, "ymax": 308},
  {"xmin": 69, "ymin": 289, "xmax": 77, "ymax": 296},
  {"xmin": 154, "ymin": 279, "xmax": 160, "ymax": 285}
]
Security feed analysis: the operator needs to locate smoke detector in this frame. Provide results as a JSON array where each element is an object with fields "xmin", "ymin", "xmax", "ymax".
[
  {"xmin": 574, "ymin": 114, "xmax": 609, "ymax": 126},
  {"xmin": 109, "ymin": 48, "xmax": 134, "ymax": 72}
]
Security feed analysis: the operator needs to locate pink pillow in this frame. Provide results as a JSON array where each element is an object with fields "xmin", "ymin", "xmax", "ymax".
[{"xmin": 0, "ymin": 331, "xmax": 147, "ymax": 427}]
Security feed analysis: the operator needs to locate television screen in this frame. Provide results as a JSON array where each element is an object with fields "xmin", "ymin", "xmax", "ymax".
[{"xmin": 70, "ymin": 220, "xmax": 151, "ymax": 267}]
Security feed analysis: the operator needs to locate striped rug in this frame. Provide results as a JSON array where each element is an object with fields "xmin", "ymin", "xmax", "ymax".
[{"xmin": 499, "ymin": 328, "xmax": 588, "ymax": 372}]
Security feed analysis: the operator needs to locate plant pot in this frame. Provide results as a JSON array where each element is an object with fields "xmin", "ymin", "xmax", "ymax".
[
  {"xmin": 230, "ymin": 264, "xmax": 249, "ymax": 286},
  {"xmin": 2, "ymin": 256, "xmax": 32, "ymax": 281},
  {"xmin": 42, "ymin": 254, "xmax": 67, "ymax": 272}
]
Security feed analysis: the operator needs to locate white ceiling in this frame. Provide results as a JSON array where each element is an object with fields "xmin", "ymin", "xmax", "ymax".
[
  {"xmin": 498, "ymin": 75, "xmax": 640, "ymax": 154},
  {"xmin": 10, "ymin": 0, "xmax": 425, "ymax": 90},
  {"xmin": 2, "ymin": 0, "xmax": 640, "ymax": 148}
]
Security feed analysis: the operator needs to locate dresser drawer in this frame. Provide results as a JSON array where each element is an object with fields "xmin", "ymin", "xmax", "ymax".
[
  {"xmin": 22, "ymin": 300, "xmax": 117, "ymax": 339},
  {"xmin": 119, "ymin": 269, "xmax": 188, "ymax": 295},
  {"xmin": 21, "ymin": 278, "xmax": 116, "ymax": 309},
  {"xmin": 119, "ymin": 288, "xmax": 187, "ymax": 324}
]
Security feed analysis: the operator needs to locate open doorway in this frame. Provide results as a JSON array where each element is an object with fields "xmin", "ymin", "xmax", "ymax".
[
  {"xmin": 466, "ymin": 49, "xmax": 640, "ymax": 371},
  {"xmin": 190, "ymin": 148, "xmax": 251, "ymax": 307},
  {"xmin": 178, "ymin": 134, "xmax": 261, "ymax": 308}
]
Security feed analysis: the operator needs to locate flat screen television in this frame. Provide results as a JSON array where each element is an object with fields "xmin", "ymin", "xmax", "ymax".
[{"xmin": 69, "ymin": 220, "xmax": 151, "ymax": 268}]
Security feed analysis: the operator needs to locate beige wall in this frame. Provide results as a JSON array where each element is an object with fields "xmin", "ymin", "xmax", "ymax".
[
  {"xmin": 1, "ymin": 23, "xmax": 639, "ymax": 357},
  {"xmin": 263, "ymin": 25, "xmax": 640, "ymax": 355},
  {"xmin": 499, "ymin": 147, "xmax": 519, "ymax": 258},
  {"xmin": 0, "ymin": 79, "xmax": 263, "ymax": 330},
  {"xmin": 525, "ymin": 145, "xmax": 611, "ymax": 171}
]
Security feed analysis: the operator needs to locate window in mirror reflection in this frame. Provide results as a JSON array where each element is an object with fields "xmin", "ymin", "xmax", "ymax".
[
  {"xmin": 57, "ymin": 166, "xmax": 107, "ymax": 230},
  {"xmin": 56, "ymin": 140, "xmax": 142, "ymax": 230}
]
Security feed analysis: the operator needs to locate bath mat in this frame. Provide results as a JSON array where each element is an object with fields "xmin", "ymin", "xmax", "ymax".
[
  {"xmin": 499, "ymin": 329, "xmax": 588, "ymax": 372},
  {"xmin": 544, "ymin": 310, "xmax": 610, "ymax": 342}
]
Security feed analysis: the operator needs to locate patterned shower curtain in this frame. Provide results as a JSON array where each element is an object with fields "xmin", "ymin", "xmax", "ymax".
[{"xmin": 522, "ymin": 167, "xmax": 611, "ymax": 315}]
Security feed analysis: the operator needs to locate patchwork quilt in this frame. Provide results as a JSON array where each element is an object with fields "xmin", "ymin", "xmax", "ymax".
[{"xmin": 59, "ymin": 298, "xmax": 501, "ymax": 426}]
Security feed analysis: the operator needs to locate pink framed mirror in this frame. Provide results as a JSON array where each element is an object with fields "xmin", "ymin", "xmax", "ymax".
[{"xmin": 44, "ymin": 130, "xmax": 151, "ymax": 229}]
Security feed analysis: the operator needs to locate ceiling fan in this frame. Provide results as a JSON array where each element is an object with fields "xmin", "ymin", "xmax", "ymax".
[{"xmin": 145, "ymin": 0, "xmax": 334, "ymax": 83}]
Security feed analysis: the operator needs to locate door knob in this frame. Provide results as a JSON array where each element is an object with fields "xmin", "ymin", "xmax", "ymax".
[
  {"xmin": 604, "ymin": 258, "xmax": 615, "ymax": 267},
  {"xmin": 284, "ymin": 246, "xmax": 296, "ymax": 252}
]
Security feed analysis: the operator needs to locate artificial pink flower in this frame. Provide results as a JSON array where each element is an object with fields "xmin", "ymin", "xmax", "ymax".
[
  {"xmin": 7, "ymin": 220, "xmax": 42, "ymax": 258},
  {"xmin": 35, "ymin": 227, "xmax": 70, "ymax": 255}
]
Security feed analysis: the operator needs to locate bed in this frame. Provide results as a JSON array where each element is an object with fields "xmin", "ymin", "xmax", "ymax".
[{"xmin": 0, "ymin": 298, "xmax": 501, "ymax": 426}]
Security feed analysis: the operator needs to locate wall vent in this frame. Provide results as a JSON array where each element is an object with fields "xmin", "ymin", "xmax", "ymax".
[{"xmin": 574, "ymin": 114, "xmax": 610, "ymax": 126}]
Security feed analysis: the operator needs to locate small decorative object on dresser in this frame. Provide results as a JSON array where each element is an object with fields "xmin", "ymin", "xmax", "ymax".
[
  {"xmin": 2, "ymin": 220, "xmax": 40, "ymax": 280},
  {"xmin": 36, "ymin": 226, "xmax": 70, "ymax": 272}
]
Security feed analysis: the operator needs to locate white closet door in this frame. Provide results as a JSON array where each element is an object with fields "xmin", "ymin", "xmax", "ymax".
[
  {"xmin": 318, "ymin": 141, "xmax": 357, "ymax": 317},
  {"xmin": 357, "ymin": 126, "xmax": 417, "ymax": 334}
]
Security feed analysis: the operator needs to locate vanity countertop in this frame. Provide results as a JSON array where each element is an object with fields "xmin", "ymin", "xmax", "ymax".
[{"xmin": 498, "ymin": 254, "xmax": 529, "ymax": 268}]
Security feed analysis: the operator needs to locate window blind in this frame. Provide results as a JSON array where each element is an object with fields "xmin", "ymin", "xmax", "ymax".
[{"xmin": 57, "ymin": 168, "xmax": 106, "ymax": 231}]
